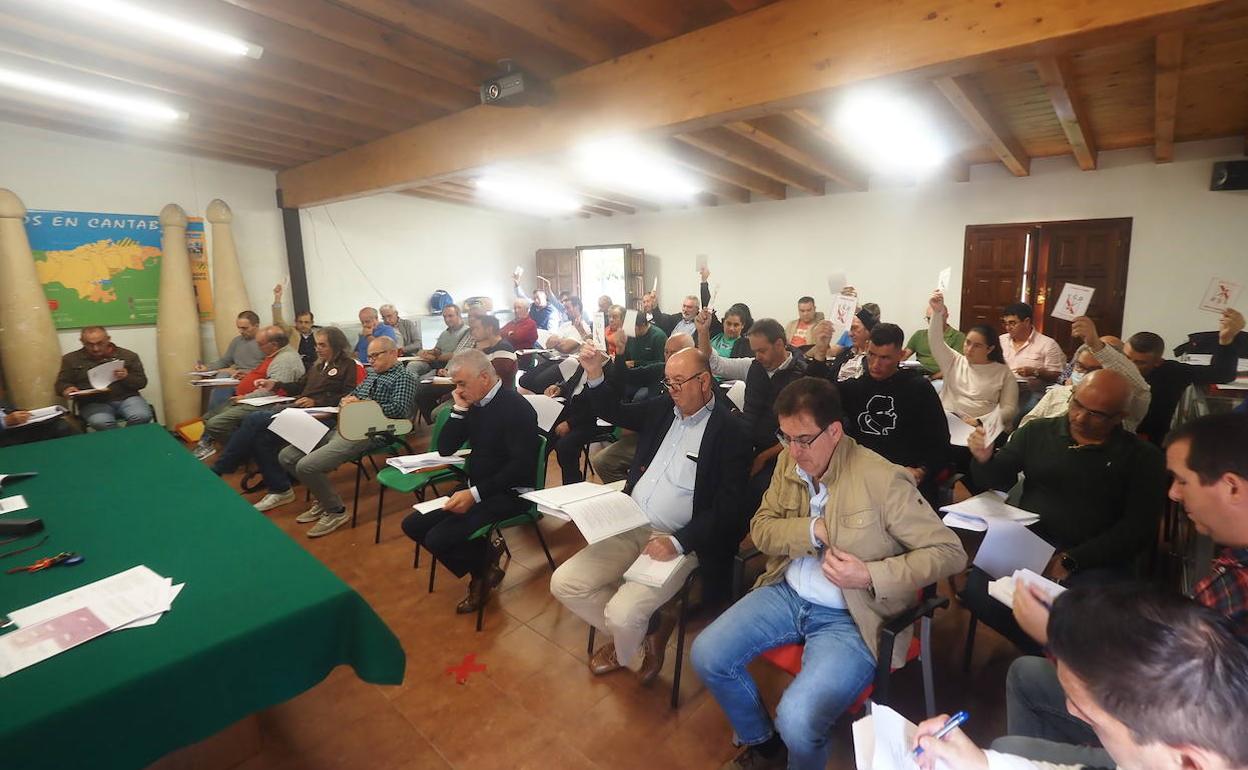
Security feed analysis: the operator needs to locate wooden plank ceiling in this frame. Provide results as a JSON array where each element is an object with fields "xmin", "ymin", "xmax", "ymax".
[{"xmin": 0, "ymin": 1, "xmax": 1245, "ymax": 217}]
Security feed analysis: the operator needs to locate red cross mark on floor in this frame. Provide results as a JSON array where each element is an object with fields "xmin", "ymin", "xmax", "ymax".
[{"xmin": 446, "ymin": 653, "xmax": 487, "ymax": 684}]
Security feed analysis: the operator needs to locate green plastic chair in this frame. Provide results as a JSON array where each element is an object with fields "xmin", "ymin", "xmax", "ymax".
[
  {"xmin": 370, "ymin": 407, "xmax": 464, "ymax": 544},
  {"xmin": 422, "ymin": 434, "xmax": 556, "ymax": 631}
]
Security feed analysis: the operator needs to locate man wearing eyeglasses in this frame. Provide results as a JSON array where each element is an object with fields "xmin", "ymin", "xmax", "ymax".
[
  {"xmin": 550, "ymin": 341, "xmax": 752, "ymax": 687},
  {"xmin": 959, "ymin": 367, "xmax": 1167, "ymax": 652},
  {"xmin": 691, "ymin": 376, "xmax": 965, "ymax": 770}
]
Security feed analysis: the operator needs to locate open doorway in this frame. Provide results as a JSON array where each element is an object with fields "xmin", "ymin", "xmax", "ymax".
[
  {"xmin": 960, "ymin": 218, "xmax": 1132, "ymax": 354},
  {"xmin": 579, "ymin": 244, "xmax": 628, "ymax": 311}
]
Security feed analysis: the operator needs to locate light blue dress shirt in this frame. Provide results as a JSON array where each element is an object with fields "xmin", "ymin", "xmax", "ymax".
[{"xmin": 783, "ymin": 465, "xmax": 848, "ymax": 609}]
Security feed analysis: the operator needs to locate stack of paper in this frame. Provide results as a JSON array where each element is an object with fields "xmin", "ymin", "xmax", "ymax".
[
  {"xmin": 521, "ymin": 482, "xmax": 649, "ymax": 544},
  {"xmin": 939, "ymin": 491, "xmax": 1039, "ymax": 532},
  {"xmin": 385, "ymin": 450, "xmax": 467, "ymax": 474},
  {"xmin": 623, "ymin": 554, "xmax": 689, "ymax": 588},
  {"xmin": 0, "ymin": 565, "xmax": 184, "ymax": 678},
  {"xmin": 987, "ymin": 568, "xmax": 1066, "ymax": 608},
  {"xmin": 237, "ymin": 395, "xmax": 294, "ymax": 407},
  {"xmin": 8, "ymin": 405, "xmax": 67, "ymax": 428},
  {"xmin": 192, "ymin": 377, "xmax": 240, "ymax": 387}
]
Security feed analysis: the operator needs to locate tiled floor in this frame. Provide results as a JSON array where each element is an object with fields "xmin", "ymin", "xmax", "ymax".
[{"xmin": 199, "ymin": 424, "xmax": 1023, "ymax": 770}]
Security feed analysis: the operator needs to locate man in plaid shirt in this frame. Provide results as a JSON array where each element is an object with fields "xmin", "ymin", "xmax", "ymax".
[
  {"xmin": 279, "ymin": 337, "xmax": 416, "ymax": 538},
  {"xmin": 991, "ymin": 411, "xmax": 1248, "ymax": 768}
]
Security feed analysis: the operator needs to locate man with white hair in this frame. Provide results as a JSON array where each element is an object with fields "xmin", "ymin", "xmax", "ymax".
[
  {"xmin": 501, "ymin": 298, "xmax": 539, "ymax": 350},
  {"xmin": 380, "ymin": 304, "xmax": 422, "ymax": 355},
  {"xmin": 354, "ymin": 306, "xmax": 399, "ymax": 363},
  {"xmin": 401, "ymin": 349, "xmax": 538, "ymax": 614}
]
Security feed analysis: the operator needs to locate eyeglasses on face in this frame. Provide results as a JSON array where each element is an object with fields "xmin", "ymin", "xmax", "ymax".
[
  {"xmin": 1067, "ymin": 394, "xmax": 1116, "ymax": 422},
  {"xmin": 662, "ymin": 370, "xmax": 708, "ymax": 392},
  {"xmin": 775, "ymin": 424, "xmax": 829, "ymax": 449},
  {"xmin": 366, "ymin": 350, "xmax": 393, "ymax": 361}
]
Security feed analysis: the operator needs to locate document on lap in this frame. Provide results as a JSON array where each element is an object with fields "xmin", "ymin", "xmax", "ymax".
[
  {"xmin": 939, "ymin": 491, "xmax": 1040, "ymax": 531},
  {"xmin": 623, "ymin": 554, "xmax": 689, "ymax": 588},
  {"xmin": 973, "ymin": 518, "xmax": 1055, "ymax": 580},
  {"xmin": 237, "ymin": 395, "xmax": 295, "ymax": 407},
  {"xmin": 853, "ymin": 704, "xmax": 947, "ymax": 770},
  {"xmin": 522, "ymin": 482, "xmax": 647, "ymax": 543},
  {"xmin": 385, "ymin": 450, "xmax": 468, "ymax": 474},
  {"xmin": 412, "ymin": 496, "xmax": 450, "ymax": 514},
  {"xmin": 268, "ymin": 408, "xmax": 330, "ymax": 454},
  {"xmin": 191, "ymin": 377, "xmax": 242, "ymax": 387}
]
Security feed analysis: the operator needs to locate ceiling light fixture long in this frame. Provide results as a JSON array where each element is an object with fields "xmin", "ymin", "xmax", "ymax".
[
  {"xmin": 35, "ymin": 0, "xmax": 263, "ymax": 59},
  {"xmin": 0, "ymin": 66, "xmax": 186, "ymax": 122}
]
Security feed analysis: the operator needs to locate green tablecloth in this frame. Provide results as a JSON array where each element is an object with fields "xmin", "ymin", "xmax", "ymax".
[{"xmin": 0, "ymin": 425, "xmax": 405, "ymax": 769}]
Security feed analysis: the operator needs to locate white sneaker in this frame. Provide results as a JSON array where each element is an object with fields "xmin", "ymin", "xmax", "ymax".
[
  {"xmin": 254, "ymin": 490, "xmax": 296, "ymax": 512},
  {"xmin": 294, "ymin": 503, "xmax": 325, "ymax": 524},
  {"xmin": 307, "ymin": 510, "xmax": 349, "ymax": 538}
]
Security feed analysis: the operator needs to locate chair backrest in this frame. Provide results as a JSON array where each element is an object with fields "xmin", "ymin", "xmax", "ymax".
[
  {"xmin": 337, "ymin": 399, "xmax": 413, "ymax": 441},
  {"xmin": 354, "ymin": 361, "xmax": 367, "ymax": 384}
]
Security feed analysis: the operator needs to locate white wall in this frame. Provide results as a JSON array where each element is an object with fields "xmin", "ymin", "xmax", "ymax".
[
  {"xmin": 547, "ymin": 138, "xmax": 1248, "ymax": 354},
  {"xmin": 0, "ymin": 120, "xmax": 287, "ymax": 423},
  {"xmin": 300, "ymin": 194, "xmax": 549, "ymax": 338}
]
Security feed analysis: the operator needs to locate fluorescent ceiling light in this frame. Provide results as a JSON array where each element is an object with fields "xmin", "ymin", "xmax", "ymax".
[
  {"xmin": 834, "ymin": 91, "xmax": 949, "ymax": 174},
  {"xmin": 574, "ymin": 138, "xmax": 701, "ymax": 201},
  {"xmin": 0, "ymin": 66, "xmax": 186, "ymax": 122},
  {"xmin": 474, "ymin": 175, "xmax": 582, "ymax": 216},
  {"xmin": 36, "ymin": 0, "xmax": 263, "ymax": 59}
]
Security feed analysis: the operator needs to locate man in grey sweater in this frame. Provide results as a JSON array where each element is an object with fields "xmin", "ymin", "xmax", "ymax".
[
  {"xmin": 381, "ymin": 304, "xmax": 423, "ymax": 355},
  {"xmin": 196, "ymin": 310, "xmax": 264, "ymax": 410}
]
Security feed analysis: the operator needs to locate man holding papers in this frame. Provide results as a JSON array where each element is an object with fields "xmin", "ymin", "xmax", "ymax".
[
  {"xmin": 691, "ymin": 376, "xmax": 965, "ymax": 770},
  {"xmin": 401, "ymin": 349, "xmax": 538, "ymax": 615},
  {"xmin": 960, "ymin": 368, "xmax": 1166, "ymax": 652},
  {"xmin": 278, "ymin": 336, "xmax": 416, "ymax": 538},
  {"xmin": 55, "ymin": 325, "xmax": 154, "ymax": 431},
  {"xmin": 550, "ymin": 342, "xmax": 751, "ymax": 685}
]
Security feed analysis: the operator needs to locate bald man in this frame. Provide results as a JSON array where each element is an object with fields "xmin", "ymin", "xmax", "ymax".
[
  {"xmin": 961, "ymin": 368, "xmax": 1168, "ymax": 652},
  {"xmin": 551, "ymin": 342, "xmax": 752, "ymax": 686}
]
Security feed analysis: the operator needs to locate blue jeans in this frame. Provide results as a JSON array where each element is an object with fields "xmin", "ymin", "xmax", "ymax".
[
  {"xmin": 212, "ymin": 409, "xmax": 294, "ymax": 493},
  {"xmin": 79, "ymin": 395, "xmax": 154, "ymax": 430},
  {"xmin": 691, "ymin": 582, "xmax": 875, "ymax": 770}
]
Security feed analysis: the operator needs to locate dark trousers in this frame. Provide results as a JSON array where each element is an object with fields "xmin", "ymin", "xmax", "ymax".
[
  {"xmin": 400, "ymin": 494, "xmax": 526, "ymax": 578},
  {"xmin": 0, "ymin": 417, "xmax": 78, "ymax": 447},
  {"xmin": 553, "ymin": 422, "xmax": 600, "ymax": 484},
  {"xmin": 518, "ymin": 360, "xmax": 564, "ymax": 394},
  {"xmin": 212, "ymin": 408, "xmax": 302, "ymax": 493},
  {"xmin": 416, "ymin": 383, "xmax": 453, "ymax": 423}
]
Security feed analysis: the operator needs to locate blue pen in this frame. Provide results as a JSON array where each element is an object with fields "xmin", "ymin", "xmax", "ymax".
[{"xmin": 912, "ymin": 710, "xmax": 969, "ymax": 759}]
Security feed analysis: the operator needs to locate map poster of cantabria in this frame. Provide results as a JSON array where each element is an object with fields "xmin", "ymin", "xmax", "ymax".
[{"xmin": 25, "ymin": 209, "xmax": 214, "ymax": 329}]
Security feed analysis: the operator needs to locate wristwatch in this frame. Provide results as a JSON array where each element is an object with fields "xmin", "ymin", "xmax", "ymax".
[{"xmin": 1059, "ymin": 552, "xmax": 1079, "ymax": 574}]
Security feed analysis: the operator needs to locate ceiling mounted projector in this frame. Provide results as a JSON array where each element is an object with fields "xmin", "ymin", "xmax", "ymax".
[{"xmin": 479, "ymin": 59, "xmax": 550, "ymax": 107}]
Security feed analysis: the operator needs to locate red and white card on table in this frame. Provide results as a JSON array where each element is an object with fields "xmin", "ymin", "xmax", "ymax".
[
  {"xmin": 1050, "ymin": 283, "xmax": 1095, "ymax": 321},
  {"xmin": 1199, "ymin": 277, "xmax": 1242, "ymax": 314}
]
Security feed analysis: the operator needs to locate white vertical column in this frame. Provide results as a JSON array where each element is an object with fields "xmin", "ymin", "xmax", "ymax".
[
  {"xmin": 157, "ymin": 203, "xmax": 200, "ymax": 427},
  {"xmin": 207, "ymin": 199, "xmax": 251, "ymax": 355},
  {"xmin": 0, "ymin": 189, "xmax": 62, "ymax": 408}
]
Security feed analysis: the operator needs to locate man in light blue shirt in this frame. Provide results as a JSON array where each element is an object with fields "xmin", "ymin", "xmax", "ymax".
[{"xmin": 354, "ymin": 306, "xmax": 399, "ymax": 363}]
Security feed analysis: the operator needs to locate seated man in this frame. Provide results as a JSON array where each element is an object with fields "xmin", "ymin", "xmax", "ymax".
[
  {"xmin": 409, "ymin": 304, "xmax": 472, "ymax": 378},
  {"xmin": 401, "ymin": 349, "xmax": 537, "ymax": 613},
  {"xmin": 551, "ymin": 343, "xmax": 752, "ymax": 683},
  {"xmin": 513, "ymin": 274, "xmax": 559, "ymax": 331},
  {"xmin": 380, "ymin": 304, "xmax": 422, "ymax": 356},
  {"xmin": 785, "ymin": 296, "xmax": 823, "ymax": 349},
  {"xmin": 1000, "ymin": 302, "xmax": 1067, "ymax": 417},
  {"xmin": 293, "ymin": 310, "xmax": 318, "ymax": 369},
  {"xmin": 903, "ymin": 303, "xmax": 966, "ymax": 378},
  {"xmin": 209, "ymin": 327, "xmax": 359, "ymax": 511},
  {"xmin": 1127, "ymin": 307, "xmax": 1244, "ymax": 445},
  {"xmin": 993, "ymin": 411, "xmax": 1248, "ymax": 767},
  {"xmin": 697, "ymin": 315, "xmax": 806, "ymax": 506},
  {"xmin": 196, "ymin": 310, "xmax": 264, "ymax": 410},
  {"xmin": 56, "ymin": 326, "xmax": 155, "ymax": 430},
  {"xmin": 838, "ymin": 322, "xmax": 952, "ymax": 506},
  {"xmin": 588, "ymin": 333, "xmax": 695, "ymax": 483},
  {"xmin": 193, "ymin": 325, "xmax": 305, "ymax": 460},
  {"xmin": 617, "ymin": 312, "xmax": 668, "ymax": 400},
  {"xmin": 912, "ymin": 586, "xmax": 1248, "ymax": 770},
  {"xmin": 280, "ymin": 336, "xmax": 415, "ymax": 538},
  {"xmin": 692, "ymin": 377, "xmax": 966, "ymax": 770},
  {"xmin": 415, "ymin": 314, "xmax": 517, "ymax": 422},
  {"xmin": 0, "ymin": 398, "xmax": 77, "ymax": 447},
  {"xmin": 501, "ymin": 298, "xmax": 538, "ymax": 351},
  {"xmin": 962, "ymin": 368, "xmax": 1167, "ymax": 651},
  {"xmin": 354, "ymin": 306, "xmax": 399, "ymax": 362},
  {"xmin": 1020, "ymin": 316, "xmax": 1150, "ymax": 431}
]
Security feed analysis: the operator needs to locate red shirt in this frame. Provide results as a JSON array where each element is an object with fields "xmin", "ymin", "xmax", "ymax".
[
  {"xmin": 235, "ymin": 355, "xmax": 282, "ymax": 397},
  {"xmin": 501, "ymin": 317, "xmax": 538, "ymax": 350}
]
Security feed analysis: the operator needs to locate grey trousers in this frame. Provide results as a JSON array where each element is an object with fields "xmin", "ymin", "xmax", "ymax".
[
  {"xmin": 989, "ymin": 656, "xmax": 1113, "ymax": 769},
  {"xmin": 278, "ymin": 431, "xmax": 374, "ymax": 512},
  {"xmin": 204, "ymin": 403, "xmax": 260, "ymax": 443},
  {"xmin": 588, "ymin": 431, "xmax": 638, "ymax": 483}
]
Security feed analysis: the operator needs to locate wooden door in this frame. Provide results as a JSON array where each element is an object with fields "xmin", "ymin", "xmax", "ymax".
[
  {"xmin": 1034, "ymin": 218, "xmax": 1132, "ymax": 355},
  {"xmin": 626, "ymin": 248, "xmax": 645, "ymax": 310},
  {"xmin": 960, "ymin": 225, "xmax": 1037, "ymax": 332},
  {"xmin": 535, "ymin": 248, "xmax": 579, "ymax": 298}
]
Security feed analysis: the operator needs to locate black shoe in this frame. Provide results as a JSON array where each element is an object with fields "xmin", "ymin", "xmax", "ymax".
[{"xmin": 456, "ymin": 575, "xmax": 492, "ymax": 614}]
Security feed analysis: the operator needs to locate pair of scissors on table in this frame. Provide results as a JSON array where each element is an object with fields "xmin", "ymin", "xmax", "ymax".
[{"xmin": 4, "ymin": 551, "xmax": 84, "ymax": 575}]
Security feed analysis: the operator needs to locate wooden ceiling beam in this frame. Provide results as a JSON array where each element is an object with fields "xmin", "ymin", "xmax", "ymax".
[
  {"xmin": 583, "ymin": 0, "xmax": 691, "ymax": 41},
  {"xmin": 1154, "ymin": 31, "xmax": 1185, "ymax": 163},
  {"xmin": 278, "ymin": 0, "xmax": 1228, "ymax": 206},
  {"xmin": 218, "ymin": 0, "xmax": 486, "ymax": 95},
  {"xmin": 576, "ymin": 187, "xmax": 662, "ymax": 212},
  {"xmin": 1036, "ymin": 57, "xmax": 1098, "ymax": 170},
  {"xmin": 676, "ymin": 128, "xmax": 826, "ymax": 194},
  {"xmin": 725, "ymin": 115, "xmax": 868, "ymax": 191},
  {"xmin": 667, "ymin": 139, "xmax": 785, "ymax": 199},
  {"xmin": 934, "ymin": 75, "xmax": 1031, "ymax": 176},
  {"xmin": 580, "ymin": 195, "xmax": 636, "ymax": 215},
  {"xmin": 457, "ymin": 0, "xmax": 614, "ymax": 64}
]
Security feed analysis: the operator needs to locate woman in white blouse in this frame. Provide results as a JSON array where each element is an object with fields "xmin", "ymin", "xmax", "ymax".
[{"xmin": 928, "ymin": 291, "xmax": 1018, "ymax": 431}]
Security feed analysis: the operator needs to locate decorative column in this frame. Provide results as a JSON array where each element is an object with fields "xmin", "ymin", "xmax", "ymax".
[
  {"xmin": 206, "ymin": 198, "xmax": 251, "ymax": 355},
  {"xmin": 157, "ymin": 204, "xmax": 200, "ymax": 427},
  {"xmin": 0, "ymin": 189, "xmax": 62, "ymax": 408}
]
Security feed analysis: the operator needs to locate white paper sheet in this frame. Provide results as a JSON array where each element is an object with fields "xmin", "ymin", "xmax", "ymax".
[
  {"xmin": 192, "ymin": 378, "xmax": 241, "ymax": 387},
  {"xmin": 623, "ymin": 554, "xmax": 689, "ymax": 588},
  {"xmin": 623, "ymin": 309, "xmax": 638, "ymax": 338},
  {"xmin": 535, "ymin": 328, "xmax": 553, "ymax": 348},
  {"xmin": 696, "ymin": 253, "xmax": 709, "ymax": 272},
  {"xmin": 725, "ymin": 380, "xmax": 746, "ymax": 411},
  {"xmin": 237, "ymin": 395, "xmax": 294, "ymax": 407},
  {"xmin": 827, "ymin": 272, "xmax": 847, "ymax": 297},
  {"xmin": 385, "ymin": 451, "xmax": 467, "ymax": 473},
  {"xmin": 1199, "ymin": 276, "xmax": 1242, "ymax": 314},
  {"xmin": 87, "ymin": 359, "xmax": 126, "ymax": 390},
  {"xmin": 0, "ymin": 607, "xmax": 115, "ymax": 678},
  {"xmin": 1182, "ymin": 353, "xmax": 1213, "ymax": 366},
  {"xmin": 651, "ymin": 277, "xmax": 659, "ymax": 294},
  {"xmin": 563, "ymin": 491, "xmax": 650, "ymax": 544},
  {"xmin": 939, "ymin": 491, "xmax": 1040, "ymax": 532},
  {"xmin": 299, "ymin": 406, "xmax": 340, "ymax": 414},
  {"xmin": 1050, "ymin": 283, "xmax": 1095, "ymax": 321},
  {"xmin": 412, "ymin": 496, "xmax": 450, "ymax": 514},
  {"xmin": 829, "ymin": 294, "xmax": 858, "ymax": 335},
  {"xmin": 8, "ymin": 406, "xmax": 66, "ymax": 428},
  {"xmin": 188, "ymin": 370, "xmax": 219, "ymax": 377},
  {"xmin": 8, "ymin": 565, "xmax": 167, "ymax": 628},
  {"xmin": 523, "ymin": 394, "xmax": 566, "ymax": 432},
  {"xmin": 522, "ymin": 481, "xmax": 617, "ymax": 509},
  {"xmin": 853, "ymin": 704, "xmax": 944, "ymax": 770},
  {"xmin": 973, "ymin": 517, "xmax": 1055, "ymax": 579},
  {"xmin": 593, "ymin": 313, "xmax": 607, "ymax": 350},
  {"xmin": 115, "ymin": 582, "xmax": 185, "ymax": 630},
  {"xmin": 946, "ymin": 412, "xmax": 975, "ymax": 446},
  {"xmin": 979, "ymin": 405, "xmax": 1004, "ymax": 446},
  {"xmin": 936, "ymin": 266, "xmax": 952, "ymax": 293},
  {"xmin": 0, "ymin": 495, "xmax": 29, "ymax": 515},
  {"xmin": 987, "ymin": 568, "xmax": 1066, "ymax": 608},
  {"xmin": 267, "ymin": 407, "xmax": 330, "ymax": 454}
]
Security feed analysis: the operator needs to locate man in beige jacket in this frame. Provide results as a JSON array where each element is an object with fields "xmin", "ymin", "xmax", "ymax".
[{"xmin": 691, "ymin": 376, "xmax": 966, "ymax": 770}]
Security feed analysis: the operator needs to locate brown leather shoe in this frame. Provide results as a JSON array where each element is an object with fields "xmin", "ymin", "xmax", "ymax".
[
  {"xmin": 637, "ymin": 609, "xmax": 678, "ymax": 685},
  {"xmin": 588, "ymin": 642, "xmax": 623, "ymax": 675},
  {"xmin": 455, "ymin": 576, "xmax": 492, "ymax": 614},
  {"xmin": 721, "ymin": 744, "xmax": 788, "ymax": 770}
]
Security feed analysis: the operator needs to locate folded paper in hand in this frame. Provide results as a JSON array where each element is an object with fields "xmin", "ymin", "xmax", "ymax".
[
  {"xmin": 987, "ymin": 568, "xmax": 1066, "ymax": 608},
  {"xmin": 87, "ymin": 359, "xmax": 125, "ymax": 390}
]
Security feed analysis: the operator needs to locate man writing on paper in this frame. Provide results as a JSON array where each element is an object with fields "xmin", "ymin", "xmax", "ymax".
[
  {"xmin": 551, "ymin": 342, "xmax": 752, "ymax": 685},
  {"xmin": 401, "ymin": 349, "xmax": 537, "ymax": 614},
  {"xmin": 55, "ymin": 326, "xmax": 155, "ymax": 431},
  {"xmin": 196, "ymin": 310, "xmax": 264, "ymax": 410},
  {"xmin": 279, "ymin": 336, "xmax": 416, "ymax": 538},
  {"xmin": 692, "ymin": 377, "xmax": 965, "ymax": 770},
  {"xmin": 912, "ymin": 586, "xmax": 1248, "ymax": 770},
  {"xmin": 990, "ymin": 412, "xmax": 1248, "ymax": 768},
  {"xmin": 960, "ymin": 368, "xmax": 1166, "ymax": 652}
]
